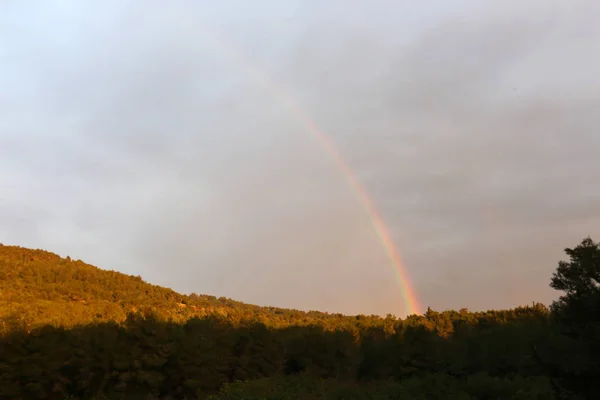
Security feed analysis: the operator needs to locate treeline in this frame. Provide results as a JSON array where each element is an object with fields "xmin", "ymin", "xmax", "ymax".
[{"xmin": 0, "ymin": 239, "xmax": 599, "ymax": 399}]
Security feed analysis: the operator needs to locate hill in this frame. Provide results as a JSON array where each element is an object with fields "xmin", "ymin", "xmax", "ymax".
[
  {"xmin": 0, "ymin": 243, "xmax": 371, "ymax": 332},
  {"xmin": 0, "ymin": 240, "xmax": 599, "ymax": 399}
]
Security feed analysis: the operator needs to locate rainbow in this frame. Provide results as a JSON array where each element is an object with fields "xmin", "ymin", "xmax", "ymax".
[{"xmin": 199, "ymin": 28, "xmax": 421, "ymax": 316}]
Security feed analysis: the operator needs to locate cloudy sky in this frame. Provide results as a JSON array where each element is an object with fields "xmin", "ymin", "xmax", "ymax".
[{"xmin": 1, "ymin": 0, "xmax": 599, "ymax": 316}]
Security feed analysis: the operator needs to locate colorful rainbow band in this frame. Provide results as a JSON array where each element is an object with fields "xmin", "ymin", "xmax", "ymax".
[{"xmin": 199, "ymin": 27, "xmax": 421, "ymax": 316}]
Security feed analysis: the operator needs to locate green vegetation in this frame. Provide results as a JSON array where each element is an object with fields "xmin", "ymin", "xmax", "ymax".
[{"xmin": 1, "ymin": 237, "xmax": 599, "ymax": 399}]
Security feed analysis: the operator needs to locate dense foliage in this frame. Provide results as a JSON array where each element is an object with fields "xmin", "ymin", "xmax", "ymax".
[{"xmin": 0, "ymin": 238, "xmax": 599, "ymax": 399}]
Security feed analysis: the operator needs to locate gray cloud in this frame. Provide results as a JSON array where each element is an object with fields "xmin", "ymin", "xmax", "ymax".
[{"xmin": 1, "ymin": 1, "xmax": 599, "ymax": 315}]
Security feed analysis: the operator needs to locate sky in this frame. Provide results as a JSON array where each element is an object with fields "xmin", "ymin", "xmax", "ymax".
[{"xmin": 1, "ymin": 0, "xmax": 599, "ymax": 316}]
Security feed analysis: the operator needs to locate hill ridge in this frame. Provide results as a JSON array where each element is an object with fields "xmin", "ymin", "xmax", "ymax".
[{"xmin": 0, "ymin": 243, "xmax": 376, "ymax": 331}]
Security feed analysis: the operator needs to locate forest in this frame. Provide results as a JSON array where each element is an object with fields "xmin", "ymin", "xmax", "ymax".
[{"xmin": 0, "ymin": 237, "xmax": 598, "ymax": 399}]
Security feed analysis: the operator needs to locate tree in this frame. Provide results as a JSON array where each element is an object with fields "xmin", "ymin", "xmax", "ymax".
[
  {"xmin": 550, "ymin": 237, "xmax": 600, "ymax": 325},
  {"xmin": 547, "ymin": 237, "xmax": 600, "ymax": 399}
]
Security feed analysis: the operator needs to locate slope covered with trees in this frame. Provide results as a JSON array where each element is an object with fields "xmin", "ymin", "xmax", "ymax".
[{"xmin": 0, "ymin": 238, "xmax": 599, "ymax": 399}]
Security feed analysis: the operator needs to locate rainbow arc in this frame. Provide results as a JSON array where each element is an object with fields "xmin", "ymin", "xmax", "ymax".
[{"xmin": 199, "ymin": 27, "xmax": 421, "ymax": 316}]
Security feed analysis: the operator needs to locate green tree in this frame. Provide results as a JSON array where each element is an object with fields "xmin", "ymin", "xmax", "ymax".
[
  {"xmin": 547, "ymin": 237, "xmax": 600, "ymax": 399},
  {"xmin": 550, "ymin": 237, "xmax": 600, "ymax": 325}
]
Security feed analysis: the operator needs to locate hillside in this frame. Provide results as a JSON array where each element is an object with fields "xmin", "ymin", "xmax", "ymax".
[
  {"xmin": 0, "ymin": 240, "xmax": 599, "ymax": 399},
  {"xmin": 0, "ymin": 243, "xmax": 370, "ymax": 332}
]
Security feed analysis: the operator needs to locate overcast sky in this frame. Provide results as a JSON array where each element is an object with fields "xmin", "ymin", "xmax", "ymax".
[{"xmin": 1, "ymin": 0, "xmax": 599, "ymax": 316}]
